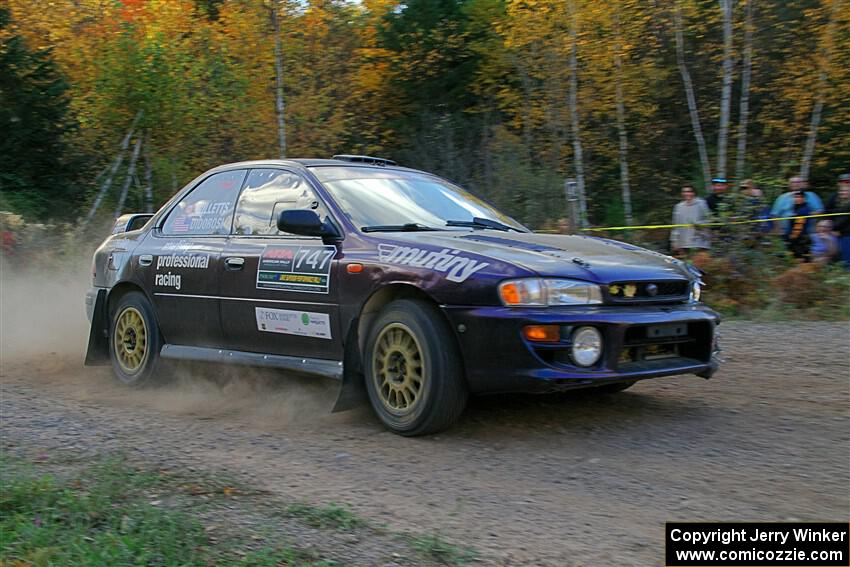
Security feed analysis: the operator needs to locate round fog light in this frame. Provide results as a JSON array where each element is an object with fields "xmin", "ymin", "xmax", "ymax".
[{"xmin": 572, "ymin": 326, "xmax": 602, "ymax": 367}]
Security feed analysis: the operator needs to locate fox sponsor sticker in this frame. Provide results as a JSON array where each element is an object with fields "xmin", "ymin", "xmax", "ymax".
[
  {"xmin": 255, "ymin": 307, "xmax": 332, "ymax": 339},
  {"xmin": 256, "ymin": 245, "xmax": 335, "ymax": 294}
]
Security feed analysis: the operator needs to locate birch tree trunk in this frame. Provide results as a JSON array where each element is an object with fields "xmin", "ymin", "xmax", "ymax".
[
  {"xmin": 673, "ymin": 2, "xmax": 712, "ymax": 189},
  {"xmin": 82, "ymin": 110, "xmax": 142, "ymax": 225},
  {"xmin": 113, "ymin": 136, "xmax": 143, "ymax": 219},
  {"xmin": 613, "ymin": 3, "xmax": 633, "ymax": 226},
  {"xmin": 735, "ymin": 0, "xmax": 753, "ymax": 183},
  {"xmin": 800, "ymin": 92, "xmax": 824, "ymax": 183},
  {"xmin": 142, "ymin": 131, "xmax": 154, "ymax": 213},
  {"xmin": 271, "ymin": 0, "xmax": 287, "ymax": 159},
  {"xmin": 716, "ymin": 0, "xmax": 733, "ymax": 180},
  {"xmin": 800, "ymin": 0, "xmax": 841, "ymax": 181},
  {"xmin": 568, "ymin": 0, "xmax": 588, "ymax": 228}
]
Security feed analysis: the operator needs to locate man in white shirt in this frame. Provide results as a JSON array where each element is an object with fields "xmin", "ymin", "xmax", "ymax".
[{"xmin": 671, "ymin": 185, "xmax": 711, "ymax": 256}]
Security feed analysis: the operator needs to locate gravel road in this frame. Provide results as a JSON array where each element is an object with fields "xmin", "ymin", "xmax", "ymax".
[{"xmin": 1, "ymin": 321, "xmax": 849, "ymax": 566}]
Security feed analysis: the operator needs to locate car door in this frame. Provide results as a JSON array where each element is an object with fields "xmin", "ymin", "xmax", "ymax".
[
  {"xmin": 219, "ymin": 168, "xmax": 343, "ymax": 360},
  {"xmin": 145, "ymin": 168, "xmax": 247, "ymax": 347}
]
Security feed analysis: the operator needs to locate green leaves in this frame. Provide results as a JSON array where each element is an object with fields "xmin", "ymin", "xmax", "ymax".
[
  {"xmin": 2, "ymin": 0, "xmax": 848, "ymax": 227},
  {"xmin": 0, "ymin": 8, "xmax": 75, "ymax": 219}
]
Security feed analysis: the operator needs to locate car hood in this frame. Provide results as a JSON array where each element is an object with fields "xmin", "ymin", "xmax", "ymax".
[{"xmin": 382, "ymin": 231, "xmax": 692, "ymax": 283}]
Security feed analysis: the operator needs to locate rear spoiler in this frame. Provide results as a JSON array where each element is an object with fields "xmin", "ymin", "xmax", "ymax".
[{"xmin": 112, "ymin": 213, "xmax": 154, "ymax": 234}]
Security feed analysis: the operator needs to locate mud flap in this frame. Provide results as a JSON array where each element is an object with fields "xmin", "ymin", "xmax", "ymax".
[
  {"xmin": 332, "ymin": 324, "xmax": 369, "ymax": 412},
  {"xmin": 332, "ymin": 370, "xmax": 369, "ymax": 412},
  {"xmin": 84, "ymin": 289, "xmax": 110, "ymax": 366}
]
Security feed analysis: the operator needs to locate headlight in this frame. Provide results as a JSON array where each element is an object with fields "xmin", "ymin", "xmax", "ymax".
[
  {"xmin": 689, "ymin": 280, "xmax": 702, "ymax": 303},
  {"xmin": 498, "ymin": 278, "xmax": 603, "ymax": 306},
  {"xmin": 572, "ymin": 326, "xmax": 603, "ymax": 366}
]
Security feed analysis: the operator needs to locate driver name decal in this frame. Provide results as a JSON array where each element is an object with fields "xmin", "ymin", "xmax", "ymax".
[
  {"xmin": 257, "ymin": 245, "xmax": 335, "ymax": 294},
  {"xmin": 377, "ymin": 244, "xmax": 489, "ymax": 283}
]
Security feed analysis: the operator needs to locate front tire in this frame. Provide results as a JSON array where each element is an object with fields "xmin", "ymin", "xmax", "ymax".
[
  {"xmin": 109, "ymin": 291, "xmax": 167, "ymax": 386},
  {"xmin": 364, "ymin": 299, "xmax": 467, "ymax": 436}
]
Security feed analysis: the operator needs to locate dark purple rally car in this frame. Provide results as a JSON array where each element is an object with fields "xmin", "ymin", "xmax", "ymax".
[{"xmin": 85, "ymin": 155, "xmax": 720, "ymax": 435}]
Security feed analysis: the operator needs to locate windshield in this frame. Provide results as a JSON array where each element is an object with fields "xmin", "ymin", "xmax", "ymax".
[{"xmin": 310, "ymin": 166, "xmax": 526, "ymax": 232}]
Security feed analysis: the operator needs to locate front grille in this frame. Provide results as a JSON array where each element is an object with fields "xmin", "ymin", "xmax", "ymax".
[
  {"xmin": 606, "ymin": 280, "xmax": 689, "ymax": 304},
  {"xmin": 617, "ymin": 322, "xmax": 712, "ymax": 369},
  {"xmin": 532, "ymin": 321, "xmax": 713, "ymax": 373}
]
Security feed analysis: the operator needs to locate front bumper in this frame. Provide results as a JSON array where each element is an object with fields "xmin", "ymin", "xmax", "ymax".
[{"xmin": 442, "ymin": 303, "xmax": 720, "ymax": 394}]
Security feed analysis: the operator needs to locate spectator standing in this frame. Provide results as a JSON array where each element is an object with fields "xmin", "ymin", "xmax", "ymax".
[
  {"xmin": 739, "ymin": 179, "xmax": 768, "ymax": 220},
  {"xmin": 825, "ymin": 173, "xmax": 850, "ymax": 268},
  {"xmin": 705, "ymin": 178, "xmax": 729, "ymax": 214},
  {"xmin": 784, "ymin": 191, "xmax": 813, "ymax": 260},
  {"xmin": 811, "ymin": 220, "xmax": 839, "ymax": 264},
  {"xmin": 556, "ymin": 217, "xmax": 570, "ymax": 234},
  {"xmin": 734, "ymin": 179, "xmax": 771, "ymax": 246},
  {"xmin": 770, "ymin": 176, "xmax": 824, "ymax": 233},
  {"xmin": 670, "ymin": 185, "xmax": 711, "ymax": 256}
]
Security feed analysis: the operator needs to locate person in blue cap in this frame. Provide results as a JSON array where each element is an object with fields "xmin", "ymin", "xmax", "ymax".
[{"xmin": 705, "ymin": 178, "xmax": 728, "ymax": 213}]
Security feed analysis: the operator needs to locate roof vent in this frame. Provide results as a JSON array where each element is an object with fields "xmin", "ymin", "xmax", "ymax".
[{"xmin": 331, "ymin": 154, "xmax": 397, "ymax": 167}]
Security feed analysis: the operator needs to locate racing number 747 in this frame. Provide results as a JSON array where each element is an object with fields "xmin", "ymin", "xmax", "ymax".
[{"xmin": 295, "ymin": 248, "xmax": 334, "ymax": 272}]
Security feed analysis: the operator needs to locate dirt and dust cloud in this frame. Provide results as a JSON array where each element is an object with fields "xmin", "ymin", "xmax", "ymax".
[{"xmin": 0, "ymin": 250, "xmax": 343, "ymax": 430}]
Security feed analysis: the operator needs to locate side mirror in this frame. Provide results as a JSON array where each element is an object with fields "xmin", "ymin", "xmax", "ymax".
[{"xmin": 277, "ymin": 210, "xmax": 340, "ymax": 239}]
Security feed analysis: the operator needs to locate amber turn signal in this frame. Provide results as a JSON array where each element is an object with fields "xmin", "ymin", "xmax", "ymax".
[
  {"xmin": 523, "ymin": 325, "xmax": 560, "ymax": 342},
  {"xmin": 499, "ymin": 282, "xmax": 522, "ymax": 305},
  {"xmin": 347, "ymin": 263, "xmax": 364, "ymax": 273}
]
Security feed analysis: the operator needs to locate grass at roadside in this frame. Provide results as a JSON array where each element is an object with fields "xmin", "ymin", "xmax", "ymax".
[
  {"xmin": 285, "ymin": 503, "xmax": 366, "ymax": 531},
  {"xmin": 0, "ymin": 453, "xmax": 479, "ymax": 566},
  {"xmin": 0, "ymin": 456, "xmax": 333, "ymax": 566},
  {"xmin": 409, "ymin": 534, "xmax": 478, "ymax": 566}
]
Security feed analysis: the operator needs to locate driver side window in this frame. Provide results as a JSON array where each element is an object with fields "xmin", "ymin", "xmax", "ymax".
[{"xmin": 232, "ymin": 169, "xmax": 327, "ymax": 236}]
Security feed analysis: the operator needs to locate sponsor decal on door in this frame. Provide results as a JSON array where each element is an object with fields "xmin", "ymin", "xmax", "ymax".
[
  {"xmin": 256, "ymin": 245, "xmax": 335, "ymax": 294},
  {"xmin": 153, "ymin": 251, "xmax": 210, "ymax": 290},
  {"xmin": 255, "ymin": 307, "xmax": 332, "ymax": 339}
]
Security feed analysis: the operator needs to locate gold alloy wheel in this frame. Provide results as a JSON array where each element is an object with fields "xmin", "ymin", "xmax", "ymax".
[
  {"xmin": 373, "ymin": 323, "xmax": 425, "ymax": 413},
  {"xmin": 114, "ymin": 307, "xmax": 148, "ymax": 374}
]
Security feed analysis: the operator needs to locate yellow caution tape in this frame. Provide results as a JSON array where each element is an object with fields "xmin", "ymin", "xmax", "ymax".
[{"xmin": 571, "ymin": 211, "xmax": 850, "ymax": 233}]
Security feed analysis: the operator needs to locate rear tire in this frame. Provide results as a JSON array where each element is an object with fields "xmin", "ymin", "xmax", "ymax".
[
  {"xmin": 109, "ymin": 291, "xmax": 168, "ymax": 387},
  {"xmin": 364, "ymin": 299, "xmax": 467, "ymax": 436}
]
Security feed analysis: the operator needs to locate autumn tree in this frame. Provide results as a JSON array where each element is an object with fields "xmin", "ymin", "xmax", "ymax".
[
  {"xmin": 3, "ymin": 0, "xmax": 848, "ymax": 229},
  {"xmin": 0, "ymin": 7, "xmax": 77, "ymax": 218}
]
